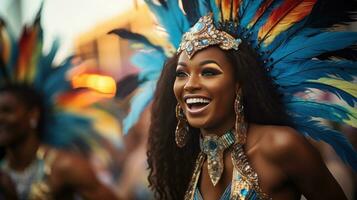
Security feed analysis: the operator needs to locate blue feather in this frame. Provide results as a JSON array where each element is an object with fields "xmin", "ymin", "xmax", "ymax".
[
  {"xmin": 206, "ymin": 0, "xmax": 220, "ymax": 22},
  {"xmin": 144, "ymin": 0, "xmax": 190, "ymax": 48},
  {"xmin": 286, "ymin": 98, "xmax": 357, "ymax": 126},
  {"xmin": 273, "ymin": 60, "xmax": 357, "ymax": 84},
  {"xmin": 280, "ymin": 82, "xmax": 356, "ymax": 107},
  {"xmin": 44, "ymin": 112, "xmax": 93, "ymax": 147},
  {"xmin": 271, "ymin": 31, "xmax": 357, "ymax": 63},
  {"xmin": 34, "ymin": 39, "xmax": 60, "ymax": 88},
  {"xmin": 181, "ymin": 0, "xmax": 201, "ymax": 25},
  {"xmin": 238, "ymin": 0, "xmax": 252, "ymax": 19},
  {"xmin": 42, "ymin": 58, "xmax": 73, "ymax": 98},
  {"xmin": 198, "ymin": 0, "xmax": 212, "ymax": 16},
  {"xmin": 123, "ymin": 80, "xmax": 156, "ymax": 134},
  {"xmin": 239, "ymin": 0, "xmax": 266, "ymax": 28},
  {"xmin": 292, "ymin": 117, "xmax": 357, "ymax": 170},
  {"xmin": 130, "ymin": 50, "xmax": 166, "ymax": 82}
]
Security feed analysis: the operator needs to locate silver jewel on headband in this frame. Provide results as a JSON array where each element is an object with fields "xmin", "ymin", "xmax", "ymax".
[{"xmin": 177, "ymin": 13, "xmax": 242, "ymax": 59}]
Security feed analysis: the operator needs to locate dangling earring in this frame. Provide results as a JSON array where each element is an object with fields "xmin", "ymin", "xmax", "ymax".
[
  {"xmin": 234, "ymin": 91, "xmax": 247, "ymax": 145},
  {"xmin": 175, "ymin": 103, "xmax": 189, "ymax": 147}
]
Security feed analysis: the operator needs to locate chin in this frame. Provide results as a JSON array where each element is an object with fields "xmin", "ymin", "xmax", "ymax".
[{"xmin": 187, "ymin": 118, "xmax": 211, "ymax": 129}]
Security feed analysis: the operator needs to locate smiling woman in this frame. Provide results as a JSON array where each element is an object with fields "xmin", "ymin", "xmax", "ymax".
[{"xmin": 145, "ymin": 3, "xmax": 357, "ymax": 199}]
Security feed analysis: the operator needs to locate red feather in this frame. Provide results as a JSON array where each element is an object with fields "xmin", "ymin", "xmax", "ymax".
[
  {"xmin": 248, "ymin": 0, "xmax": 274, "ymax": 28},
  {"xmin": 17, "ymin": 26, "xmax": 36, "ymax": 80},
  {"xmin": 258, "ymin": 0, "xmax": 317, "ymax": 45}
]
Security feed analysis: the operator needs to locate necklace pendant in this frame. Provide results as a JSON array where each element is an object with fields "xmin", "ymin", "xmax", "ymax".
[
  {"xmin": 201, "ymin": 130, "xmax": 235, "ymax": 186},
  {"xmin": 206, "ymin": 142, "xmax": 224, "ymax": 186}
]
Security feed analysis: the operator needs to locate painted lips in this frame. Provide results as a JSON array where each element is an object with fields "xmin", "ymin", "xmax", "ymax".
[{"xmin": 185, "ymin": 97, "xmax": 211, "ymax": 115}]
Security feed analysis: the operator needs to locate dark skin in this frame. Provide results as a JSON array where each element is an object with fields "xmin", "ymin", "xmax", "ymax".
[
  {"xmin": 0, "ymin": 91, "xmax": 119, "ymax": 200},
  {"xmin": 174, "ymin": 47, "xmax": 347, "ymax": 200}
]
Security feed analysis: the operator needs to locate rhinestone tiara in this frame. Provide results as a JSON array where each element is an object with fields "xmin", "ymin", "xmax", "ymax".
[{"xmin": 177, "ymin": 13, "xmax": 242, "ymax": 59}]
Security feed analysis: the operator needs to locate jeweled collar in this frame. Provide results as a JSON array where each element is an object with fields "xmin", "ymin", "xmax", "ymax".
[{"xmin": 199, "ymin": 130, "xmax": 235, "ymax": 186}]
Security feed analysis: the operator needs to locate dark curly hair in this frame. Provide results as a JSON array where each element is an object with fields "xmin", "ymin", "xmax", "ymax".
[{"xmin": 147, "ymin": 42, "xmax": 290, "ymax": 199}]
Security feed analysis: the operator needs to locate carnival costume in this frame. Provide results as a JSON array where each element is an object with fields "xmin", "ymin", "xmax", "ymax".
[
  {"xmin": 0, "ymin": 10, "xmax": 120, "ymax": 200},
  {"xmin": 113, "ymin": 0, "xmax": 357, "ymax": 199}
]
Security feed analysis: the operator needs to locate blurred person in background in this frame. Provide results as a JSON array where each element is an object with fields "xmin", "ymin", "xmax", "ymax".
[{"xmin": 0, "ymin": 11, "xmax": 119, "ymax": 200}]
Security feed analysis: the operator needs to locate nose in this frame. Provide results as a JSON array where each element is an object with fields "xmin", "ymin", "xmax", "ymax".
[{"xmin": 184, "ymin": 74, "xmax": 201, "ymax": 92}]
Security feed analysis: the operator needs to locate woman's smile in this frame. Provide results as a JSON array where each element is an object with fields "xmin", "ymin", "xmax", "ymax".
[{"xmin": 184, "ymin": 95, "xmax": 211, "ymax": 115}]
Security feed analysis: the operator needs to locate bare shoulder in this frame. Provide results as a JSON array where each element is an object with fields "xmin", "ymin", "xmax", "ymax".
[
  {"xmin": 46, "ymin": 148, "xmax": 96, "ymax": 185},
  {"xmin": 248, "ymin": 125, "xmax": 347, "ymax": 199},
  {"xmin": 251, "ymin": 125, "xmax": 318, "ymax": 164}
]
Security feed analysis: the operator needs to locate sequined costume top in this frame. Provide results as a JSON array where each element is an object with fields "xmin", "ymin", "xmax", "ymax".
[
  {"xmin": 185, "ymin": 144, "xmax": 270, "ymax": 200},
  {"xmin": 0, "ymin": 147, "xmax": 57, "ymax": 200}
]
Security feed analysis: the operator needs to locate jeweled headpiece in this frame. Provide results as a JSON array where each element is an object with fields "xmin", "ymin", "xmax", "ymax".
[
  {"xmin": 177, "ymin": 14, "xmax": 242, "ymax": 59},
  {"xmin": 113, "ymin": 0, "xmax": 357, "ymax": 172}
]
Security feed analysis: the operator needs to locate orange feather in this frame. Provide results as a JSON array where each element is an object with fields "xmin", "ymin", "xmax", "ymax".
[
  {"xmin": 16, "ymin": 21, "xmax": 43, "ymax": 83},
  {"xmin": 247, "ymin": 0, "xmax": 274, "ymax": 28},
  {"xmin": 57, "ymin": 90, "xmax": 113, "ymax": 108},
  {"xmin": 258, "ymin": 0, "xmax": 317, "ymax": 46},
  {"xmin": 220, "ymin": 0, "xmax": 242, "ymax": 21},
  {"xmin": 0, "ymin": 24, "xmax": 10, "ymax": 65}
]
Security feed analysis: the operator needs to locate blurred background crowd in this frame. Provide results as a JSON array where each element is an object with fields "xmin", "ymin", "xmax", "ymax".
[{"xmin": 0, "ymin": 0, "xmax": 356, "ymax": 199}]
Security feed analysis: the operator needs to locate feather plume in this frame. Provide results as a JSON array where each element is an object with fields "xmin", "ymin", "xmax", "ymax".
[
  {"xmin": 317, "ymin": 46, "xmax": 357, "ymax": 61},
  {"xmin": 258, "ymin": 0, "xmax": 317, "ymax": 46},
  {"xmin": 181, "ymin": 0, "xmax": 201, "ymax": 24},
  {"xmin": 287, "ymin": 98, "xmax": 357, "ymax": 127},
  {"xmin": 144, "ymin": 0, "xmax": 190, "ymax": 48},
  {"xmin": 273, "ymin": 60, "xmax": 357, "ymax": 82},
  {"xmin": 108, "ymin": 29, "xmax": 164, "ymax": 53},
  {"xmin": 220, "ymin": 0, "xmax": 241, "ymax": 21},
  {"xmin": 247, "ymin": 0, "xmax": 274, "ymax": 29},
  {"xmin": 271, "ymin": 31, "xmax": 357, "ymax": 63},
  {"xmin": 309, "ymin": 78, "xmax": 357, "ymax": 99},
  {"xmin": 292, "ymin": 117, "xmax": 357, "ymax": 170},
  {"xmin": 282, "ymin": 82, "xmax": 356, "ymax": 107}
]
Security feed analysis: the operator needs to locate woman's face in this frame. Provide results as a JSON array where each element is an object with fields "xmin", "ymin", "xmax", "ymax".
[
  {"xmin": 174, "ymin": 47, "xmax": 238, "ymax": 132},
  {"xmin": 0, "ymin": 91, "xmax": 36, "ymax": 146}
]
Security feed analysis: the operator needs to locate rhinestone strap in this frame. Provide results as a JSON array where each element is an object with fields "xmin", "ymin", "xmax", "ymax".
[{"xmin": 231, "ymin": 144, "xmax": 271, "ymax": 200}]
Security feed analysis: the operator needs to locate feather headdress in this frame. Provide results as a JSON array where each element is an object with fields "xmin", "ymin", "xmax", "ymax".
[
  {"xmin": 112, "ymin": 0, "xmax": 357, "ymax": 169},
  {"xmin": 0, "ymin": 11, "xmax": 122, "ymax": 176}
]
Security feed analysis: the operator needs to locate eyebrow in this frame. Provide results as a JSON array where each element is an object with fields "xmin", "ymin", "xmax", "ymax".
[{"xmin": 177, "ymin": 60, "xmax": 221, "ymax": 67}]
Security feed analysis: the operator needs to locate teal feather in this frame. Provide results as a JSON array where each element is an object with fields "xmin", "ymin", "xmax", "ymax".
[
  {"xmin": 144, "ymin": 0, "xmax": 190, "ymax": 48},
  {"xmin": 271, "ymin": 31, "xmax": 357, "ymax": 63},
  {"xmin": 274, "ymin": 60, "xmax": 357, "ymax": 83},
  {"xmin": 287, "ymin": 98, "xmax": 357, "ymax": 127},
  {"xmin": 131, "ymin": 50, "xmax": 165, "ymax": 82},
  {"xmin": 123, "ymin": 80, "xmax": 156, "ymax": 133},
  {"xmin": 292, "ymin": 117, "xmax": 357, "ymax": 170}
]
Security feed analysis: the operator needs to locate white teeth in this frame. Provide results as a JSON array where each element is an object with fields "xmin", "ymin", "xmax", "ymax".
[{"xmin": 186, "ymin": 98, "xmax": 210, "ymax": 104}]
